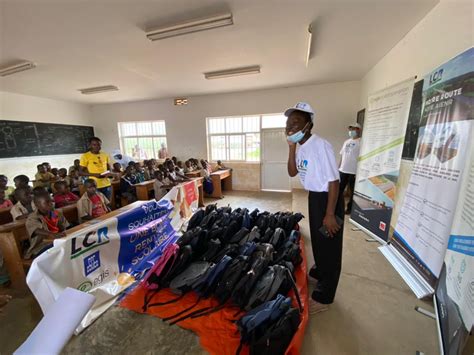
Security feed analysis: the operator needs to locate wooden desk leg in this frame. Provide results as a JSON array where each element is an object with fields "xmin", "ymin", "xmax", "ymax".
[
  {"xmin": 198, "ymin": 185, "xmax": 205, "ymax": 207},
  {"xmin": 222, "ymin": 174, "xmax": 232, "ymax": 191},
  {"xmin": 211, "ymin": 176, "xmax": 223, "ymax": 198},
  {"xmin": 0, "ymin": 232, "xmax": 27, "ymax": 292},
  {"xmin": 136, "ymin": 186, "xmax": 148, "ymax": 200}
]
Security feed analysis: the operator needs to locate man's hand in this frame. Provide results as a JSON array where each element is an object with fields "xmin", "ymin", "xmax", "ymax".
[{"xmin": 322, "ymin": 214, "xmax": 341, "ymax": 238}]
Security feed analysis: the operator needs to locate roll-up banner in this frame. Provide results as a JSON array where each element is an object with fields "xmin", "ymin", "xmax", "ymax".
[
  {"xmin": 27, "ymin": 180, "xmax": 199, "ymax": 333},
  {"xmin": 350, "ymin": 77, "xmax": 415, "ymax": 242},
  {"xmin": 381, "ymin": 47, "xmax": 474, "ymax": 298}
]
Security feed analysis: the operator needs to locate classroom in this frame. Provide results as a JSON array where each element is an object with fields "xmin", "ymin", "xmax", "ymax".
[{"xmin": 0, "ymin": 1, "xmax": 472, "ymax": 354}]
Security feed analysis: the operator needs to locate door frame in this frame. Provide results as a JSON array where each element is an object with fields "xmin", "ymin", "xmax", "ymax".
[{"xmin": 260, "ymin": 127, "xmax": 291, "ymax": 192}]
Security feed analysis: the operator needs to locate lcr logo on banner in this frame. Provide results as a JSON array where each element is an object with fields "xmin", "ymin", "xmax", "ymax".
[{"xmin": 71, "ymin": 226, "xmax": 110, "ymax": 259}]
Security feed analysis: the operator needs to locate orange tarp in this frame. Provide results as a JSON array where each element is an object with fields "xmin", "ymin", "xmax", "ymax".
[{"xmin": 120, "ymin": 238, "xmax": 309, "ymax": 355}]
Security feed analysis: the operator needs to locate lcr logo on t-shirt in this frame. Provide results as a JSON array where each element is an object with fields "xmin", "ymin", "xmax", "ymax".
[{"xmin": 297, "ymin": 159, "xmax": 309, "ymax": 181}]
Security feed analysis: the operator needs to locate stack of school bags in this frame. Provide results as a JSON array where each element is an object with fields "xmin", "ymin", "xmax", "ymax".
[{"xmin": 141, "ymin": 204, "xmax": 305, "ymax": 355}]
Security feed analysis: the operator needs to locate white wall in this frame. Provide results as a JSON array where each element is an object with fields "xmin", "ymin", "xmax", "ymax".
[
  {"xmin": 92, "ymin": 81, "xmax": 361, "ymax": 189},
  {"xmin": 359, "ymin": 0, "xmax": 473, "ymax": 228},
  {"xmin": 0, "ymin": 91, "xmax": 92, "ymax": 182}
]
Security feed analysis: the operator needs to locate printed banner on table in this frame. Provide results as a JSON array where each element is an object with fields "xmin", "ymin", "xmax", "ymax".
[
  {"xmin": 350, "ymin": 77, "xmax": 415, "ymax": 241},
  {"xmin": 391, "ymin": 47, "xmax": 474, "ymax": 287},
  {"xmin": 27, "ymin": 181, "xmax": 199, "ymax": 333}
]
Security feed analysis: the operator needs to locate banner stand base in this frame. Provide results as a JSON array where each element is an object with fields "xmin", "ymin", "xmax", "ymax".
[
  {"xmin": 365, "ymin": 238, "xmax": 378, "ymax": 242},
  {"xmin": 349, "ymin": 218, "xmax": 388, "ymax": 245},
  {"xmin": 351, "ymin": 227, "xmax": 361, "ymax": 231},
  {"xmin": 379, "ymin": 244, "xmax": 434, "ymax": 298}
]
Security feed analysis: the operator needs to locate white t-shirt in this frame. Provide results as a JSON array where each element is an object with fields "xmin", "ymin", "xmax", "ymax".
[
  {"xmin": 339, "ymin": 138, "xmax": 360, "ymax": 174},
  {"xmin": 296, "ymin": 134, "xmax": 340, "ymax": 192}
]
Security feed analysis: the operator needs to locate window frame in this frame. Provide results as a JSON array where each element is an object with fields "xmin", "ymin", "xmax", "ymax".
[
  {"xmin": 117, "ymin": 120, "xmax": 167, "ymax": 160},
  {"xmin": 206, "ymin": 113, "xmax": 285, "ymax": 163}
]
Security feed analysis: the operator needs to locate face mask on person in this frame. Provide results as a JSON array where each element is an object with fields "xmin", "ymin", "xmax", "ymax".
[
  {"xmin": 348, "ymin": 130, "xmax": 357, "ymax": 138},
  {"xmin": 287, "ymin": 123, "xmax": 310, "ymax": 144}
]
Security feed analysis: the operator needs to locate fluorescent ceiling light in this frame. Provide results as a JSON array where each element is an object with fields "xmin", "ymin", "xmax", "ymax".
[
  {"xmin": 306, "ymin": 25, "xmax": 313, "ymax": 67},
  {"xmin": 146, "ymin": 13, "xmax": 233, "ymax": 41},
  {"xmin": 204, "ymin": 65, "xmax": 261, "ymax": 80},
  {"xmin": 78, "ymin": 85, "xmax": 119, "ymax": 95},
  {"xmin": 0, "ymin": 61, "xmax": 36, "ymax": 77}
]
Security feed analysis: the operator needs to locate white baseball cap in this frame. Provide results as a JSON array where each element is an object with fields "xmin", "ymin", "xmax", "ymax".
[
  {"xmin": 284, "ymin": 102, "xmax": 315, "ymax": 121},
  {"xmin": 348, "ymin": 123, "xmax": 361, "ymax": 129}
]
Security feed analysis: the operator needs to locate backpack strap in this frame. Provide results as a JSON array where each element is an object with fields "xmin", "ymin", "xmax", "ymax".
[
  {"xmin": 146, "ymin": 293, "xmax": 185, "ymax": 309},
  {"xmin": 162, "ymin": 296, "xmax": 202, "ymax": 322},
  {"xmin": 142, "ymin": 286, "xmax": 162, "ymax": 312},
  {"xmin": 286, "ymin": 268, "xmax": 303, "ymax": 313}
]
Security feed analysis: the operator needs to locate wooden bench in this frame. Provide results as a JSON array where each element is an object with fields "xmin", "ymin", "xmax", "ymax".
[
  {"xmin": 0, "ymin": 204, "xmax": 79, "ymax": 292},
  {"xmin": 207, "ymin": 169, "xmax": 232, "ymax": 199},
  {"xmin": 185, "ymin": 171, "xmax": 201, "ymax": 178},
  {"xmin": 0, "ymin": 206, "xmax": 13, "ymax": 225}
]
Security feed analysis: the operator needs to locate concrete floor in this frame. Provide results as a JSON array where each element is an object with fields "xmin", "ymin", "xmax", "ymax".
[{"xmin": 0, "ymin": 190, "xmax": 471, "ymax": 354}]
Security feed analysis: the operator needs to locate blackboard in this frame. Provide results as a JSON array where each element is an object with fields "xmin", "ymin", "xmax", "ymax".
[{"xmin": 0, "ymin": 120, "xmax": 94, "ymax": 158}]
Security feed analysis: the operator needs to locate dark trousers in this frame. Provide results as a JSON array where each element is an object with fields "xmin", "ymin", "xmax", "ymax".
[
  {"xmin": 339, "ymin": 172, "xmax": 356, "ymax": 212},
  {"xmin": 308, "ymin": 191, "xmax": 344, "ymax": 304}
]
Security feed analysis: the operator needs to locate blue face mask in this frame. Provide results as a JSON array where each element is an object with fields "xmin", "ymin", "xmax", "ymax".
[
  {"xmin": 348, "ymin": 130, "xmax": 357, "ymax": 138},
  {"xmin": 287, "ymin": 123, "xmax": 309, "ymax": 144}
]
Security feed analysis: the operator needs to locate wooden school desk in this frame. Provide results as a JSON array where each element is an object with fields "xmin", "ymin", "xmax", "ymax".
[
  {"xmin": 134, "ymin": 180, "xmax": 156, "ymax": 201},
  {"xmin": 185, "ymin": 171, "xmax": 201, "ymax": 178},
  {"xmin": 208, "ymin": 169, "xmax": 232, "ymax": 199},
  {"xmin": 0, "ymin": 207, "xmax": 13, "ymax": 225}
]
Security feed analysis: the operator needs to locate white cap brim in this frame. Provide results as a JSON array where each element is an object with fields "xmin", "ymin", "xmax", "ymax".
[{"xmin": 284, "ymin": 108, "xmax": 314, "ymax": 120}]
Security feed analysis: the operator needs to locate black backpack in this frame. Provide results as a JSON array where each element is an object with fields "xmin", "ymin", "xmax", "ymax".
[
  {"xmin": 231, "ymin": 255, "xmax": 270, "ymax": 309},
  {"xmin": 249, "ymin": 307, "xmax": 301, "ymax": 355},
  {"xmin": 214, "ymin": 255, "xmax": 250, "ymax": 304},
  {"xmin": 187, "ymin": 209, "xmax": 205, "ymax": 230},
  {"xmin": 239, "ymin": 226, "xmax": 260, "ymax": 245},
  {"xmin": 274, "ymin": 240, "xmax": 302, "ymax": 267},
  {"xmin": 229, "ymin": 227, "xmax": 249, "ymax": 244},
  {"xmin": 245, "ymin": 265, "xmax": 303, "ymax": 312},
  {"xmin": 269, "ymin": 228, "xmax": 286, "ymax": 249}
]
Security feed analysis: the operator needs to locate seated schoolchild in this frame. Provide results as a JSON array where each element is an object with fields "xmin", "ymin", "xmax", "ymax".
[
  {"xmin": 66, "ymin": 168, "xmax": 81, "ymax": 196},
  {"xmin": 176, "ymin": 161, "xmax": 185, "ymax": 174},
  {"xmin": 216, "ymin": 160, "xmax": 228, "ymax": 170},
  {"xmin": 112, "ymin": 162, "xmax": 123, "ymax": 176},
  {"xmin": 144, "ymin": 160, "xmax": 155, "ymax": 181},
  {"xmin": 10, "ymin": 187, "xmax": 36, "ymax": 220},
  {"xmin": 77, "ymin": 179, "xmax": 111, "ymax": 222},
  {"xmin": 0, "ymin": 189, "xmax": 13, "ymax": 209},
  {"xmin": 53, "ymin": 181, "xmax": 79, "ymax": 208},
  {"xmin": 200, "ymin": 160, "xmax": 212, "ymax": 178},
  {"xmin": 13, "ymin": 175, "xmax": 30, "ymax": 189},
  {"xmin": 153, "ymin": 171, "xmax": 175, "ymax": 201},
  {"xmin": 34, "ymin": 164, "xmax": 56, "ymax": 191},
  {"xmin": 120, "ymin": 166, "xmax": 138, "ymax": 203},
  {"xmin": 25, "ymin": 192, "xmax": 70, "ymax": 259},
  {"xmin": 51, "ymin": 168, "xmax": 68, "ymax": 193},
  {"xmin": 0, "ymin": 175, "xmax": 15, "ymax": 199},
  {"xmin": 132, "ymin": 162, "xmax": 145, "ymax": 183},
  {"xmin": 184, "ymin": 160, "xmax": 193, "ymax": 173}
]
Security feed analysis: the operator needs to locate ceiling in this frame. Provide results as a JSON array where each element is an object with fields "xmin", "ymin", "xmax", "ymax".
[{"xmin": 0, "ymin": 0, "xmax": 438, "ymax": 104}]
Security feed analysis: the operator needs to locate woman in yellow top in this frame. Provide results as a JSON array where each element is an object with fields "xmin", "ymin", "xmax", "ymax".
[{"xmin": 79, "ymin": 137, "xmax": 114, "ymax": 200}]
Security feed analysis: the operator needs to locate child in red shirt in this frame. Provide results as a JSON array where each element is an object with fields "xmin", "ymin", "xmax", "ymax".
[
  {"xmin": 0, "ymin": 189, "xmax": 13, "ymax": 209},
  {"xmin": 53, "ymin": 181, "xmax": 79, "ymax": 208}
]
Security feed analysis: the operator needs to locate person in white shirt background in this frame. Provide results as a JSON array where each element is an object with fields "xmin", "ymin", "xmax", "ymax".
[
  {"xmin": 285, "ymin": 102, "xmax": 344, "ymax": 315},
  {"xmin": 339, "ymin": 123, "xmax": 361, "ymax": 214}
]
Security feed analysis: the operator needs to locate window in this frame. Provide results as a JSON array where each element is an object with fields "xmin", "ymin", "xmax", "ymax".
[
  {"xmin": 118, "ymin": 121, "xmax": 167, "ymax": 160},
  {"xmin": 207, "ymin": 116, "xmax": 260, "ymax": 162},
  {"xmin": 206, "ymin": 113, "xmax": 286, "ymax": 162}
]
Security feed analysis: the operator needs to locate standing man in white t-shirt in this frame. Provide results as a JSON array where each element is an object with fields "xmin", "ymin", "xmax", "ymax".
[
  {"xmin": 285, "ymin": 102, "xmax": 344, "ymax": 314},
  {"xmin": 339, "ymin": 123, "xmax": 361, "ymax": 214}
]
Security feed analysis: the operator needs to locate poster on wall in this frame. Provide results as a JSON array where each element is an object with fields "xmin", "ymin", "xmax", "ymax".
[
  {"xmin": 350, "ymin": 77, "xmax": 415, "ymax": 242},
  {"xmin": 389, "ymin": 47, "xmax": 474, "ymax": 291}
]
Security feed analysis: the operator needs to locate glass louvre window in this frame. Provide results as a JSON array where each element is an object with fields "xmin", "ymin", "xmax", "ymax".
[
  {"xmin": 261, "ymin": 114, "xmax": 287, "ymax": 128},
  {"xmin": 207, "ymin": 116, "xmax": 262, "ymax": 162},
  {"xmin": 118, "ymin": 121, "xmax": 167, "ymax": 160}
]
